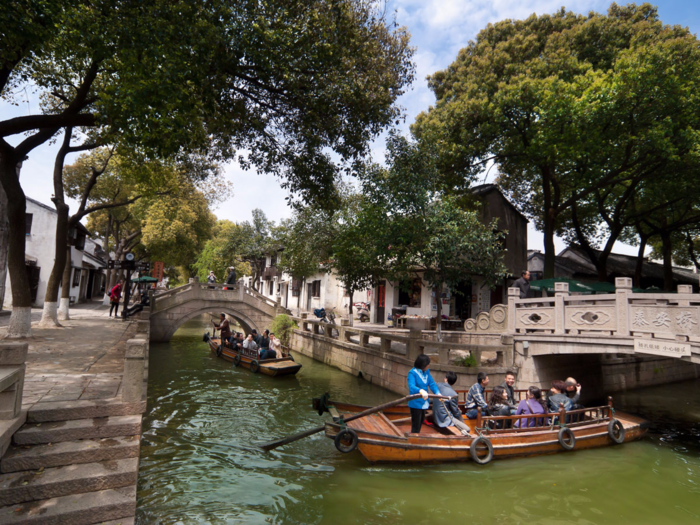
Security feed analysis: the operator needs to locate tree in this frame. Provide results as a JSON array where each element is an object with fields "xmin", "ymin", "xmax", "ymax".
[
  {"xmin": 192, "ymin": 220, "xmax": 252, "ymax": 283},
  {"xmin": 1, "ymin": 0, "xmax": 415, "ymax": 336},
  {"xmin": 233, "ymin": 210, "xmax": 278, "ymax": 291},
  {"xmin": 412, "ymin": 3, "xmax": 700, "ymax": 279},
  {"xmin": 357, "ymin": 134, "xmax": 507, "ymax": 339}
]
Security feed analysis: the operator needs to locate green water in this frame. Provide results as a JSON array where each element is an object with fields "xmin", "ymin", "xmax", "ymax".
[{"xmin": 136, "ymin": 317, "xmax": 700, "ymax": 524}]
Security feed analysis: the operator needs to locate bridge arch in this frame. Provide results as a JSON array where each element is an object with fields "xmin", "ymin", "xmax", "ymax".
[{"xmin": 159, "ymin": 305, "xmax": 261, "ymax": 342}]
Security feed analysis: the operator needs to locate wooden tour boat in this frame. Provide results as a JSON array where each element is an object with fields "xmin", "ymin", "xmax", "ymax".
[
  {"xmin": 203, "ymin": 332, "xmax": 302, "ymax": 377},
  {"xmin": 312, "ymin": 390, "xmax": 649, "ymax": 464}
]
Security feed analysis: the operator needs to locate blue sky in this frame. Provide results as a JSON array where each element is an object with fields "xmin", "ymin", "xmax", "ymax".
[{"xmin": 3, "ymin": 1, "xmax": 699, "ymax": 253}]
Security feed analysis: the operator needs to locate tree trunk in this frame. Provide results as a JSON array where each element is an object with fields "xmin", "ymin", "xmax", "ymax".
[
  {"xmin": 0, "ymin": 182, "xmax": 9, "ymax": 311},
  {"xmin": 634, "ymin": 235, "xmax": 648, "ymax": 288},
  {"xmin": 38, "ymin": 205, "xmax": 68, "ymax": 327},
  {"xmin": 0, "ymin": 156, "xmax": 32, "ymax": 337},
  {"xmin": 661, "ymin": 230, "xmax": 674, "ymax": 291},
  {"xmin": 347, "ymin": 287, "xmax": 354, "ymax": 327},
  {"xmin": 435, "ymin": 285, "xmax": 443, "ymax": 342},
  {"xmin": 543, "ymin": 212, "xmax": 556, "ymax": 279},
  {"xmin": 58, "ymin": 246, "xmax": 72, "ymax": 320}
]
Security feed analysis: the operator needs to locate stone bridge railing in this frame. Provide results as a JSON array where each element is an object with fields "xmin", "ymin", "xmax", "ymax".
[
  {"xmin": 293, "ymin": 315, "xmax": 513, "ymax": 368},
  {"xmin": 503, "ymin": 278, "xmax": 700, "ymax": 364},
  {"xmin": 151, "ymin": 282, "xmax": 282, "ymax": 317}
]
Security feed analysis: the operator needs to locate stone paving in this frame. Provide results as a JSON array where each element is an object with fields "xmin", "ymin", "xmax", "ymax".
[{"xmin": 0, "ymin": 302, "xmax": 133, "ymax": 410}]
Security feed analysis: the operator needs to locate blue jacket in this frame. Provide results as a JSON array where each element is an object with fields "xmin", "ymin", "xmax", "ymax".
[{"xmin": 407, "ymin": 368, "xmax": 440, "ymax": 409}]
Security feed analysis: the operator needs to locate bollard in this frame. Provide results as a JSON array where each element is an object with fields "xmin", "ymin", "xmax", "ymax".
[{"xmin": 122, "ymin": 339, "xmax": 146, "ymax": 403}]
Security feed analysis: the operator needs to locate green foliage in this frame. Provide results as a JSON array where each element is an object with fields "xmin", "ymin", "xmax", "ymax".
[
  {"xmin": 270, "ymin": 314, "xmax": 298, "ymax": 347},
  {"xmin": 455, "ymin": 354, "xmax": 478, "ymax": 368},
  {"xmin": 193, "ymin": 220, "xmax": 252, "ymax": 282},
  {"xmin": 412, "ymin": 3, "xmax": 700, "ymax": 278}
]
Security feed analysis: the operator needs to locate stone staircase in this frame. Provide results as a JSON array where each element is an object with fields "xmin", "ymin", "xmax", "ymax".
[{"xmin": 0, "ymin": 398, "xmax": 143, "ymax": 524}]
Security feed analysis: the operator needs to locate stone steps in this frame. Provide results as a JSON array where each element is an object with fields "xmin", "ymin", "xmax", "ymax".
[
  {"xmin": 27, "ymin": 399, "xmax": 147, "ymax": 424},
  {"xmin": 0, "ymin": 458, "xmax": 138, "ymax": 507},
  {"xmin": 2, "ymin": 436, "xmax": 140, "ymax": 474},
  {"xmin": 0, "ymin": 485, "xmax": 136, "ymax": 524},
  {"xmin": 13, "ymin": 416, "xmax": 141, "ymax": 446}
]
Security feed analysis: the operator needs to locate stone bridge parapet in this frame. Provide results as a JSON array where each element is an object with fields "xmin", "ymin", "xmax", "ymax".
[{"xmin": 149, "ymin": 283, "xmax": 290, "ymax": 342}]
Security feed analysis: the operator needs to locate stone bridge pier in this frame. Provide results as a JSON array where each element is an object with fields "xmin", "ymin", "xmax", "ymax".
[{"xmin": 149, "ymin": 283, "xmax": 289, "ymax": 343}]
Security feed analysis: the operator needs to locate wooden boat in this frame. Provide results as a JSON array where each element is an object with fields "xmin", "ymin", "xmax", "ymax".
[
  {"xmin": 203, "ymin": 332, "xmax": 302, "ymax": 377},
  {"xmin": 313, "ymin": 391, "xmax": 649, "ymax": 464}
]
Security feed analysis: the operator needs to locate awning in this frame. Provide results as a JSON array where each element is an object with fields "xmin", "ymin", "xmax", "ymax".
[
  {"xmin": 25, "ymin": 254, "xmax": 38, "ymax": 263},
  {"xmin": 133, "ymin": 276, "xmax": 158, "ymax": 283},
  {"xmin": 528, "ymin": 278, "xmax": 595, "ymax": 294}
]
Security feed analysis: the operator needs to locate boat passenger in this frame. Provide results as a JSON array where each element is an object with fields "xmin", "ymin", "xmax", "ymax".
[
  {"xmin": 212, "ymin": 313, "xmax": 232, "ymax": 344},
  {"xmin": 499, "ymin": 371, "xmax": 518, "ymax": 414},
  {"xmin": 487, "ymin": 386, "xmax": 511, "ymax": 429},
  {"xmin": 548, "ymin": 380, "xmax": 581, "ymax": 412},
  {"xmin": 269, "ymin": 333, "xmax": 282, "ymax": 356},
  {"xmin": 514, "ymin": 386, "xmax": 548, "ymax": 428},
  {"xmin": 251, "ymin": 329, "xmax": 263, "ymax": 346},
  {"xmin": 565, "ymin": 377, "xmax": 585, "ymax": 421},
  {"xmin": 243, "ymin": 334, "xmax": 259, "ymax": 357},
  {"xmin": 465, "ymin": 372, "xmax": 489, "ymax": 419},
  {"xmin": 260, "ymin": 330, "xmax": 276, "ymax": 360},
  {"xmin": 407, "ymin": 354, "xmax": 440, "ymax": 434},
  {"xmin": 433, "ymin": 372, "xmax": 472, "ymax": 436}
]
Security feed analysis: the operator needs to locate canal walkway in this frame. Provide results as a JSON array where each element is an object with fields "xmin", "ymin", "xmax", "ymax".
[{"xmin": 0, "ymin": 303, "xmax": 146, "ymax": 524}]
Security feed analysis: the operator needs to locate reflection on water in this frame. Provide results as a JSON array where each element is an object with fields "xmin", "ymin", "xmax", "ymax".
[{"xmin": 137, "ymin": 316, "xmax": 700, "ymax": 524}]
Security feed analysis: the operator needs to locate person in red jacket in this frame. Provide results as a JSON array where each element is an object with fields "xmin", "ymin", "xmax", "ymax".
[{"xmin": 109, "ymin": 280, "xmax": 123, "ymax": 318}]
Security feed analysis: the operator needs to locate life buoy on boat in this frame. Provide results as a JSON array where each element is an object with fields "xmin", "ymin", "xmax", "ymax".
[
  {"xmin": 216, "ymin": 345, "xmax": 223, "ymax": 357},
  {"xmin": 250, "ymin": 360, "xmax": 260, "ymax": 373},
  {"xmin": 334, "ymin": 429, "xmax": 359, "ymax": 453},
  {"xmin": 608, "ymin": 419, "xmax": 625, "ymax": 444},
  {"xmin": 469, "ymin": 436, "xmax": 494, "ymax": 465},
  {"xmin": 232, "ymin": 354, "xmax": 241, "ymax": 367},
  {"xmin": 558, "ymin": 427, "xmax": 576, "ymax": 450}
]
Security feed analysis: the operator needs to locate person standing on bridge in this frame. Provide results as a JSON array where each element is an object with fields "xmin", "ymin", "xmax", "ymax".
[
  {"xmin": 513, "ymin": 270, "xmax": 531, "ymax": 299},
  {"xmin": 225, "ymin": 266, "xmax": 237, "ymax": 290}
]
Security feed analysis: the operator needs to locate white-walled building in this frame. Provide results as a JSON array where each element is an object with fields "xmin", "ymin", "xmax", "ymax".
[{"xmin": 2, "ymin": 197, "xmax": 107, "ymax": 308}]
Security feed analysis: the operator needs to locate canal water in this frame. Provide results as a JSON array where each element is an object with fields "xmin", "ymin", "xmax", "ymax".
[{"xmin": 136, "ymin": 316, "xmax": 700, "ymax": 524}]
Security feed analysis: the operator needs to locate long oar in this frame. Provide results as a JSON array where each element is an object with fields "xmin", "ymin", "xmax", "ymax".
[{"xmin": 259, "ymin": 393, "xmax": 449, "ymax": 451}]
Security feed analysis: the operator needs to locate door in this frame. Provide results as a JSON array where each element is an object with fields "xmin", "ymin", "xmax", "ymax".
[
  {"xmin": 26, "ymin": 265, "xmax": 40, "ymax": 304},
  {"xmin": 307, "ymin": 283, "xmax": 314, "ymax": 311},
  {"xmin": 376, "ymin": 280, "xmax": 386, "ymax": 324}
]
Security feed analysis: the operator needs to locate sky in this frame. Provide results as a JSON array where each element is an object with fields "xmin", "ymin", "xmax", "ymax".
[{"xmin": 3, "ymin": 1, "xmax": 700, "ymax": 255}]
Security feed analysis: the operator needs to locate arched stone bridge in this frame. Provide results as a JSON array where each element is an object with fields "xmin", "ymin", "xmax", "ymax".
[{"xmin": 149, "ymin": 282, "xmax": 289, "ymax": 342}]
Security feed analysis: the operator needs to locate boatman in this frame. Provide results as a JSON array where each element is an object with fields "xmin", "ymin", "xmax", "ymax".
[{"xmin": 212, "ymin": 313, "xmax": 232, "ymax": 344}]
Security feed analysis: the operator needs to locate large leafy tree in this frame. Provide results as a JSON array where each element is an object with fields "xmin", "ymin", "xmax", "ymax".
[
  {"xmin": 412, "ymin": 3, "xmax": 700, "ymax": 279},
  {"xmin": 0, "ymin": 0, "xmax": 414, "ymax": 336},
  {"xmin": 193, "ymin": 220, "xmax": 252, "ymax": 283}
]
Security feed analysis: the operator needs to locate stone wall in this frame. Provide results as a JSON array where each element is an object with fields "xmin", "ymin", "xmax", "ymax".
[{"xmin": 290, "ymin": 329, "xmax": 511, "ymax": 395}]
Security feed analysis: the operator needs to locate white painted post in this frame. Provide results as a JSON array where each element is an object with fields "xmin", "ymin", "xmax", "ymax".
[
  {"xmin": 615, "ymin": 277, "xmax": 632, "ymax": 336},
  {"xmin": 507, "ymin": 287, "xmax": 519, "ymax": 333},
  {"xmin": 554, "ymin": 282, "xmax": 568, "ymax": 335}
]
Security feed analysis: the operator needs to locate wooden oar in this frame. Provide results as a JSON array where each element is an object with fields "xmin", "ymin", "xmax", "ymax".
[{"xmin": 259, "ymin": 393, "xmax": 449, "ymax": 451}]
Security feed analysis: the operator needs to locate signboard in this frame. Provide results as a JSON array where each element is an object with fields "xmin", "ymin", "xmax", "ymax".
[
  {"xmin": 152, "ymin": 261, "xmax": 165, "ymax": 281},
  {"xmin": 634, "ymin": 339, "xmax": 691, "ymax": 359}
]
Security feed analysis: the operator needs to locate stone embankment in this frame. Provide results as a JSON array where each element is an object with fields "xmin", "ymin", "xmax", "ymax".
[{"xmin": 0, "ymin": 305, "xmax": 149, "ymax": 524}]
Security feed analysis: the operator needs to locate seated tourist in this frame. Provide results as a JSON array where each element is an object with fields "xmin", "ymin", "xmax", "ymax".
[
  {"xmin": 465, "ymin": 372, "xmax": 489, "ymax": 419},
  {"xmin": 232, "ymin": 333, "xmax": 244, "ymax": 351},
  {"xmin": 259, "ymin": 329, "xmax": 271, "ymax": 358},
  {"xmin": 269, "ymin": 333, "xmax": 282, "ymax": 356},
  {"xmin": 243, "ymin": 334, "xmax": 259, "ymax": 356},
  {"xmin": 433, "ymin": 372, "xmax": 473, "ymax": 436},
  {"xmin": 548, "ymin": 380, "xmax": 581, "ymax": 412},
  {"xmin": 487, "ymin": 386, "xmax": 512, "ymax": 429},
  {"xmin": 251, "ymin": 329, "xmax": 262, "ymax": 346},
  {"xmin": 499, "ymin": 370, "xmax": 518, "ymax": 414},
  {"xmin": 565, "ymin": 377, "xmax": 585, "ymax": 421},
  {"xmin": 514, "ymin": 386, "xmax": 548, "ymax": 428}
]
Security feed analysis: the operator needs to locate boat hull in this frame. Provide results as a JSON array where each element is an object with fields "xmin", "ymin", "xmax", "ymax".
[
  {"xmin": 205, "ymin": 335, "xmax": 302, "ymax": 377},
  {"xmin": 323, "ymin": 401, "xmax": 648, "ymax": 463}
]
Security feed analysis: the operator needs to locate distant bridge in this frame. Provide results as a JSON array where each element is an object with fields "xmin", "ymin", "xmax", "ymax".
[{"xmin": 149, "ymin": 282, "xmax": 289, "ymax": 342}]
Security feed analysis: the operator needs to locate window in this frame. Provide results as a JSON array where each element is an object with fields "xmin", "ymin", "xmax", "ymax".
[
  {"xmin": 25, "ymin": 213, "xmax": 33, "ymax": 235},
  {"xmin": 72, "ymin": 269, "xmax": 81, "ymax": 288},
  {"xmin": 268, "ymin": 280, "xmax": 274, "ymax": 295},
  {"xmin": 270, "ymin": 254, "xmax": 277, "ymax": 266},
  {"xmin": 291, "ymin": 279, "xmax": 300, "ymax": 297},
  {"xmin": 311, "ymin": 280, "xmax": 321, "ymax": 298}
]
